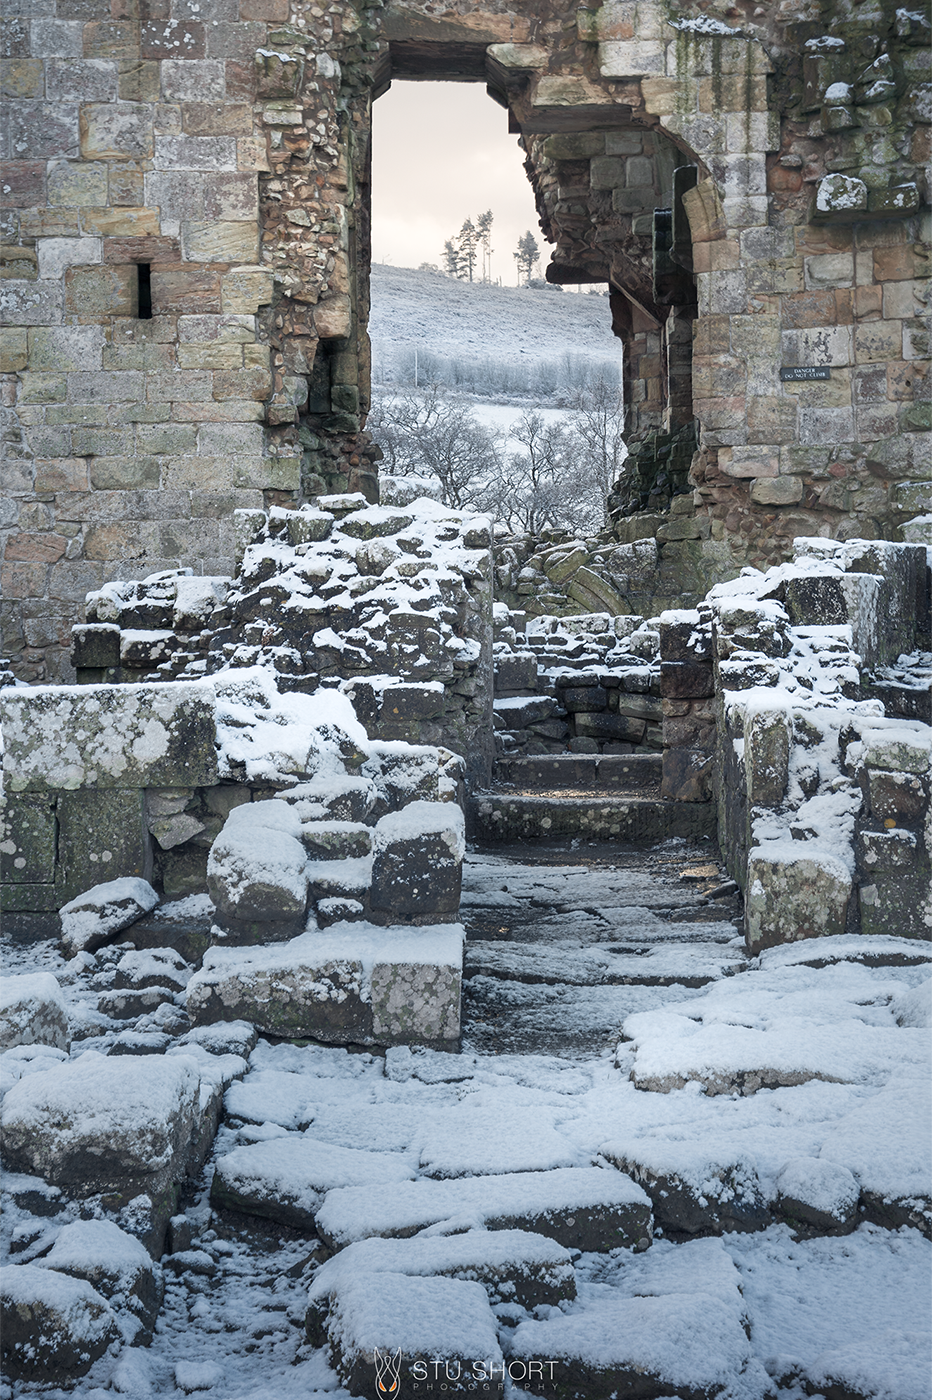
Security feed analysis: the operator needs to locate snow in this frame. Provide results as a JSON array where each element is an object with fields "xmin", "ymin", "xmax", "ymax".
[
  {"xmin": 511, "ymin": 1293, "xmax": 751, "ymax": 1380},
  {"xmin": 369, "ymin": 265, "xmax": 620, "ymax": 398},
  {"xmin": 175, "ymin": 1360, "xmax": 225, "ymax": 1393},
  {"xmin": 59, "ymin": 878, "xmax": 159, "ymax": 956},
  {"xmin": 316, "ymin": 1166, "xmax": 651, "ymax": 1247},
  {"xmin": 307, "ymin": 1229, "xmax": 574, "ymax": 1304},
  {"xmin": 210, "ymin": 666, "xmax": 368, "ymax": 785},
  {"xmin": 328, "ymin": 1271, "xmax": 501, "ymax": 1362},
  {"xmin": 818, "ymin": 1070, "xmax": 932, "ymax": 1200},
  {"xmin": 214, "ymin": 1136, "xmax": 415, "ymax": 1215},
  {"xmin": 774, "ymin": 1157, "xmax": 859, "ymax": 1218},
  {"xmin": 891, "ymin": 977, "xmax": 932, "ymax": 1028},
  {"xmin": 0, "ymin": 971, "xmax": 66, "ymax": 1016}
]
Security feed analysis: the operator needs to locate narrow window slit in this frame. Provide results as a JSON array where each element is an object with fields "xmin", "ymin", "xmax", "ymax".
[{"xmin": 137, "ymin": 263, "xmax": 152, "ymax": 319}]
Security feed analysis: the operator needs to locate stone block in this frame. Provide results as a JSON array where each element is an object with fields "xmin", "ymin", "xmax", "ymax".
[
  {"xmin": 181, "ymin": 220, "xmax": 258, "ymax": 263},
  {"xmin": 316, "ymin": 1165, "xmax": 652, "ymax": 1254},
  {"xmin": 0, "ymin": 1050, "xmax": 200, "ymax": 1240},
  {"xmin": 745, "ymin": 849, "xmax": 851, "ymax": 951},
  {"xmin": 575, "ymin": 712, "xmax": 646, "ymax": 744},
  {"xmin": 745, "ymin": 710, "xmax": 790, "ymax": 807},
  {"xmin": 1, "ymin": 682, "xmax": 218, "ymax": 793},
  {"xmin": 604, "ymin": 1146, "xmax": 768, "ymax": 1236},
  {"xmin": 186, "ymin": 924, "xmax": 464, "ymax": 1049},
  {"xmin": 207, "ymin": 799, "xmax": 310, "ymax": 940},
  {"xmin": 0, "ymin": 1265, "xmax": 119, "ymax": 1385},
  {"xmin": 660, "ymin": 661, "xmax": 714, "ymax": 698},
  {"xmin": 64, "ymin": 264, "xmax": 137, "ymax": 319},
  {"xmin": 370, "ymin": 800, "xmax": 465, "ymax": 925},
  {"xmin": 326, "ymin": 1274, "xmax": 501, "ymax": 1399},
  {"xmin": 774, "ymin": 1158, "xmax": 859, "ymax": 1235},
  {"xmin": 58, "ymin": 865, "xmax": 159, "ymax": 955},
  {"xmin": 661, "ymin": 748, "xmax": 714, "ymax": 803},
  {"xmin": 79, "ymin": 102, "xmax": 154, "ymax": 161},
  {"xmin": 0, "ymin": 972, "xmax": 69, "ymax": 1052},
  {"xmin": 210, "ymin": 1137, "xmax": 414, "ymax": 1232},
  {"xmin": 0, "ymin": 327, "xmax": 28, "ymax": 371},
  {"xmin": 38, "ymin": 1218, "xmax": 164, "ymax": 1343},
  {"xmin": 750, "ymin": 476, "xmax": 804, "ymax": 506},
  {"xmin": 0, "ymin": 793, "xmax": 56, "ymax": 885}
]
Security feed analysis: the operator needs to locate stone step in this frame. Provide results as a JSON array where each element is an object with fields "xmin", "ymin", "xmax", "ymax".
[
  {"xmin": 315, "ymin": 1166, "xmax": 653, "ymax": 1254},
  {"xmin": 470, "ymin": 794, "xmax": 716, "ymax": 844},
  {"xmin": 465, "ymin": 939, "xmax": 745, "ymax": 989},
  {"xmin": 494, "ymin": 753, "xmax": 662, "ymax": 791}
]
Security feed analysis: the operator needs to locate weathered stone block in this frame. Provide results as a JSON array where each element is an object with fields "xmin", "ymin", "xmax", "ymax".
[
  {"xmin": 1, "ymin": 1265, "xmax": 119, "ymax": 1385},
  {"xmin": 660, "ymin": 660, "xmax": 715, "ymax": 698},
  {"xmin": 59, "ymin": 876, "xmax": 159, "ymax": 956},
  {"xmin": 0, "ymin": 1049, "xmax": 199, "ymax": 1206},
  {"xmin": 70, "ymin": 622, "xmax": 120, "ymax": 669},
  {"xmin": 1, "ymin": 682, "xmax": 218, "ymax": 792},
  {"xmin": 745, "ymin": 710, "xmax": 790, "ymax": 807},
  {"xmin": 186, "ymin": 924, "xmax": 464, "ymax": 1048},
  {"xmin": 56, "ymin": 790, "xmax": 154, "ymax": 905},
  {"xmin": 0, "ymin": 972, "xmax": 69, "ymax": 1052},
  {"xmin": 745, "ymin": 849, "xmax": 852, "ymax": 951},
  {"xmin": 661, "ymin": 748, "xmax": 714, "ymax": 803},
  {"xmin": 370, "ymin": 801, "xmax": 465, "ymax": 924},
  {"xmin": 0, "ymin": 793, "xmax": 56, "ymax": 885},
  {"xmin": 575, "ymin": 711, "xmax": 645, "ymax": 744},
  {"xmin": 207, "ymin": 799, "xmax": 309, "ymax": 940}
]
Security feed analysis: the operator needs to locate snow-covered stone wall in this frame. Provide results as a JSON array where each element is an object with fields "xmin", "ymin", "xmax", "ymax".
[
  {"xmin": 70, "ymin": 493, "xmax": 494, "ymax": 787},
  {"xmin": 701, "ymin": 537, "xmax": 931, "ymax": 948}
]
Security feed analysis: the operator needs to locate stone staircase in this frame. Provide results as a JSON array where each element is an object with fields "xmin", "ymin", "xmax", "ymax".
[{"xmin": 469, "ymin": 753, "xmax": 717, "ymax": 844}]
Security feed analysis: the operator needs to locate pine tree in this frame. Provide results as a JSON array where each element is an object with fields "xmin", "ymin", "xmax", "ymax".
[
  {"xmin": 457, "ymin": 218, "xmax": 479, "ymax": 281},
  {"xmin": 513, "ymin": 231, "xmax": 540, "ymax": 285},
  {"xmin": 477, "ymin": 209, "xmax": 494, "ymax": 282}
]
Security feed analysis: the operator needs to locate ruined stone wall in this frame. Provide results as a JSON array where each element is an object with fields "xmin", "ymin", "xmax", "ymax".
[
  {"xmin": 1, "ymin": 0, "xmax": 382, "ymax": 683},
  {"xmin": 2, "ymin": 0, "xmax": 929, "ymax": 684}
]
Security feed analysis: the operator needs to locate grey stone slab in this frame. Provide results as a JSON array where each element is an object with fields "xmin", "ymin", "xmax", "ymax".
[{"xmin": 1, "ymin": 682, "xmax": 218, "ymax": 793}]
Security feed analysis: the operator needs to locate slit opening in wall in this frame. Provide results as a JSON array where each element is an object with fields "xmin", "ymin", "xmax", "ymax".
[{"xmin": 137, "ymin": 263, "xmax": 152, "ymax": 319}]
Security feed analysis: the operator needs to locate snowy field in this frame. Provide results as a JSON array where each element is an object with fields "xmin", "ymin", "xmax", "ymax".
[
  {"xmin": 369, "ymin": 265, "xmax": 622, "ymax": 399},
  {"xmin": 2, "ymin": 843, "xmax": 930, "ymax": 1400}
]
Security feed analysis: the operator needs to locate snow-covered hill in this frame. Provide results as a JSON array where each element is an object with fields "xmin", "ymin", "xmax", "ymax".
[{"xmin": 369, "ymin": 264, "xmax": 622, "ymax": 401}]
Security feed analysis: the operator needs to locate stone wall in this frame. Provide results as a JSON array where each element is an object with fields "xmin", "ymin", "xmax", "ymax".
[
  {"xmin": 1, "ymin": 0, "xmax": 383, "ymax": 683},
  {"xmin": 699, "ymin": 537, "xmax": 931, "ymax": 947},
  {"xmin": 2, "ymin": 0, "xmax": 930, "ymax": 683},
  {"xmin": 69, "ymin": 491, "xmax": 495, "ymax": 787}
]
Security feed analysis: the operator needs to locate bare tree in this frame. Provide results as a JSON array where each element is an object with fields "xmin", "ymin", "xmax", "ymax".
[
  {"xmin": 367, "ymin": 386, "xmax": 503, "ymax": 510},
  {"xmin": 562, "ymin": 378, "xmax": 627, "ymax": 515}
]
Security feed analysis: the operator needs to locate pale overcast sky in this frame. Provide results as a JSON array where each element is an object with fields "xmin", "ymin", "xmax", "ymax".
[{"xmin": 370, "ymin": 81, "xmax": 545, "ymax": 283}]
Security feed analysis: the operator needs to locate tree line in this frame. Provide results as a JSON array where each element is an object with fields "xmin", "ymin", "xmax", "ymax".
[{"xmin": 442, "ymin": 211, "xmax": 541, "ymax": 286}]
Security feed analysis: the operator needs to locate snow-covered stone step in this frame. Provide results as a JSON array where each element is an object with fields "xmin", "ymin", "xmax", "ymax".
[
  {"xmin": 621, "ymin": 977, "xmax": 932, "ymax": 1096},
  {"xmin": 600, "ymin": 1143, "xmax": 771, "ymax": 1239},
  {"xmin": 315, "ymin": 1166, "xmax": 652, "ymax": 1254},
  {"xmin": 210, "ymin": 1137, "xmax": 416, "ymax": 1231},
  {"xmin": 185, "ymin": 923, "xmax": 464, "ymax": 1049},
  {"xmin": 327, "ymin": 1273, "xmax": 503, "ymax": 1399},
  {"xmin": 470, "ymin": 793, "xmax": 716, "ymax": 843},
  {"xmin": 509, "ymin": 1252, "xmax": 758, "ymax": 1400},
  {"xmin": 466, "ymin": 939, "xmax": 745, "ymax": 989},
  {"xmin": 306, "ymin": 1230, "xmax": 576, "ymax": 1343}
]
